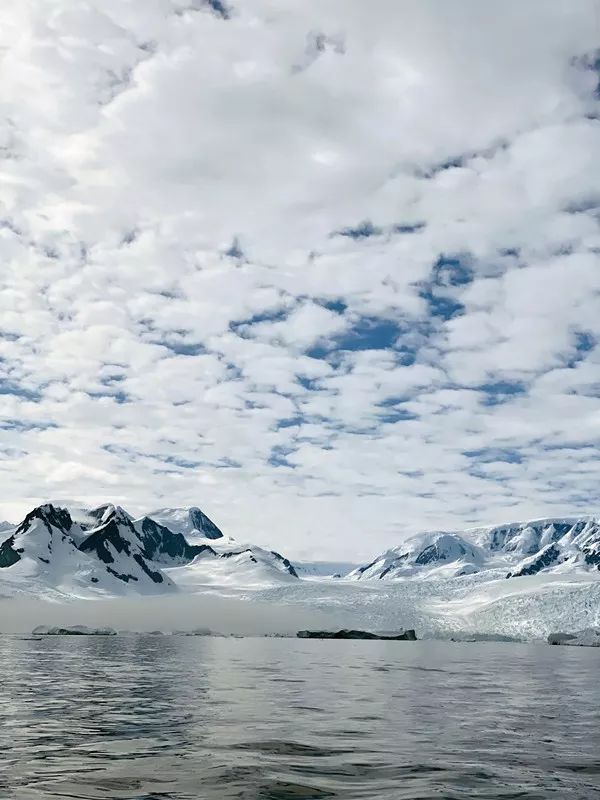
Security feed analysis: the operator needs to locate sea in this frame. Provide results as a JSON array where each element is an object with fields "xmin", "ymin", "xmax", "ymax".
[{"xmin": 0, "ymin": 635, "xmax": 598, "ymax": 799}]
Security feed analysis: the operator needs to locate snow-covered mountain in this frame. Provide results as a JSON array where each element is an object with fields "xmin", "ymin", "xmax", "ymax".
[
  {"xmin": 0, "ymin": 504, "xmax": 174, "ymax": 597},
  {"xmin": 348, "ymin": 518, "xmax": 600, "ymax": 581},
  {"xmin": 0, "ymin": 502, "xmax": 298, "ymax": 597},
  {"xmin": 148, "ymin": 507, "xmax": 224, "ymax": 540}
]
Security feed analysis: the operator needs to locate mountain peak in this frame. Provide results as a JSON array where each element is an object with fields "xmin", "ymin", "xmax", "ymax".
[
  {"xmin": 16, "ymin": 504, "xmax": 73, "ymax": 535},
  {"xmin": 148, "ymin": 506, "xmax": 224, "ymax": 540},
  {"xmin": 88, "ymin": 504, "xmax": 133, "ymax": 526}
]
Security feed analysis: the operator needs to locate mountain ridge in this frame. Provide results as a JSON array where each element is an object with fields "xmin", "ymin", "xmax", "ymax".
[
  {"xmin": 0, "ymin": 502, "xmax": 297, "ymax": 597},
  {"xmin": 348, "ymin": 517, "xmax": 600, "ymax": 581}
]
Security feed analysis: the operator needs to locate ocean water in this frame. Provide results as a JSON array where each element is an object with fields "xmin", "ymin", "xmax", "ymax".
[{"xmin": 0, "ymin": 636, "xmax": 599, "ymax": 799}]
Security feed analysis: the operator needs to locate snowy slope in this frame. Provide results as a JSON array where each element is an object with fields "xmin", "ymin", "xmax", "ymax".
[
  {"xmin": 165, "ymin": 545, "xmax": 299, "ymax": 589},
  {"xmin": 0, "ymin": 505, "xmax": 173, "ymax": 598},
  {"xmin": 146, "ymin": 506, "xmax": 298, "ymax": 586},
  {"xmin": 0, "ymin": 502, "xmax": 299, "ymax": 597},
  {"xmin": 78, "ymin": 505, "xmax": 175, "ymax": 590},
  {"xmin": 349, "ymin": 518, "xmax": 600, "ymax": 582},
  {"xmin": 348, "ymin": 531, "xmax": 486, "ymax": 580},
  {"xmin": 294, "ymin": 561, "xmax": 360, "ymax": 579},
  {"xmin": 148, "ymin": 506, "xmax": 224, "ymax": 539}
]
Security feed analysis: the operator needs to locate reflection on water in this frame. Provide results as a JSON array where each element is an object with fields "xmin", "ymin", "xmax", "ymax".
[{"xmin": 0, "ymin": 636, "xmax": 598, "ymax": 799}]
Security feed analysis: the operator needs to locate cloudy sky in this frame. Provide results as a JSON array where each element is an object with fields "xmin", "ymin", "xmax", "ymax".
[{"xmin": 1, "ymin": 0, "xmax": 599, "ymax": 560}]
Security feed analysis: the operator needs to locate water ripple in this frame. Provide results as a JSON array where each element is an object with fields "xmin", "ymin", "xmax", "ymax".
[{"xmin": 0, "ymin": 636, "xmax": 598, "ymax": 799}]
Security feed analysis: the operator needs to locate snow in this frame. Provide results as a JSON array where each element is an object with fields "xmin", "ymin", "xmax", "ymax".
[
  {"xmin": 242, "ymin": 570, "xmax": 600, "ymax": 640},
  {"xmin": 32, "ymin": 625, "xmax": 117, "ymax": 635},
  {"xmin": 547, "ymin": 628, "xmax": 600, "ymax": 646},
  {"xmin": 165, "ymin": 543, "xmax": 298, "ymax": 589},
  {"xmin": 346, "ymin": 531, "xmax": 486, "ymax": 580},
  {"xmin": 2, "ymin": 506, "xmax": 600, "ymax": 640},
  {"xmin": 0, "ymin": 503, "xmax": 298, "ymax": 598},
  {"xmin": 0, "ymin": 504, "xmax": 175, "ymax": 599},
  {"xmin": 293, "ymin": 561, "xmax": 360, "ymax": 579},
  {"xmin": 348, "ymin": 518, "xmax": 600, "ymax": 581},
  {"xmin": 148, "ymin": 506, "xmax": 224, "ymax": 539}
]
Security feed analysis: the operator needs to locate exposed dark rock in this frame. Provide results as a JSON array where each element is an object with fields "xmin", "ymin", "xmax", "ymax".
[
  {"xmin": 583, "ymin": 544, "xmax": 600, "ymax": 568},
  {"xmin": 0, "ymin": 535, "xmax": 22, "ymax": 568},
  {"xmin": 297, "ymin": 629, "xmax": 417, "ymax": 641},
  {"xmin": 107, "ymin": 567, "xmax": 138, "ymax": 583},
  {"xmin": 507, "ymin": 544, "xmax": 561, "ymax": 578},
  {"xmin": 79, "ymin": 518, "xmax": 134, "ymax": 564},
  {"xmin": 15, "ymin": 504, "xmax": 73, "ymax": 537},
  {"xmin": 270, "ymin": 551, "xmax": 299, "ymax": 577},
  {"xmin": 188, "ymin": 507, "xmax": 223, "ymax": 539},
  {"xmin": 133, "ymin": 552, "xmax": 164, "ymax": 583},
  {"xmin": 138, "ymin": 516, "xmax": 216, "ymax": 563},
  {"xmin": 548, "ymin": 629, "xmax": 600, "ymax": 647}
]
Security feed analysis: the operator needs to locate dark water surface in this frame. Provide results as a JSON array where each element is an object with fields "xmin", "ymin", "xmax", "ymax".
[{"xmin": 0, "ymin": 636, "xmax": 598, "ymax": 799}]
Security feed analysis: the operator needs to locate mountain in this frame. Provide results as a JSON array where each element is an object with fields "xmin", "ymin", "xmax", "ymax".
[
  {"xmin": 348, "ymin": 518, "xmax": 600, "ymax": 581},
  {"xmin": 78, "ymin": 505, "xmax": 174, "ymax": 588},
  {"xmin": 0, "ymin": 504, "xmax": 174, "ymax": 597},
  {"xmin": 347, "ymin": 532, "xmax": 484, "ymax": 580},
  {"xmin": 146, "ymin": 505, "xmax": 298, "ymax": 585},
  {"xmin": 164, "ymin": 543, "xmax": 298, "ymax": 589},
  {"xmin": 0, "ymin": 502, "xmax": 298, "ymax": 597},
  {"xmin": 148, "ymin": 507, "xmax": 224, "ymax": 540}
]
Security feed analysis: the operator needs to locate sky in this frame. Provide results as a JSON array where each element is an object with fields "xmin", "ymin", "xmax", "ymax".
[{"xmin": 0, "ymin": 0, "xmax": 599, "ymax": 561}]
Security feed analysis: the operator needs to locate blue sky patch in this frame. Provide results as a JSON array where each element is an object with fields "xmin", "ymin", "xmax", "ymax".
[
  {"xmin": 269, "ymin": 444, "xmax": 296, "ymax": 468},
  {"xmin": 307, "ymin": 315, "xmax": 402, "ymax": 359},
  {"xmin": 464, "ymin": 447, "xmax": 523, "ymax": 464},
  {"xmin": 478, "ymin": 380, "xmax": 527, "ymax": 405},
  {"xmin": 333, "ymin": 220, "xmax": 382, "ymax": 239}
]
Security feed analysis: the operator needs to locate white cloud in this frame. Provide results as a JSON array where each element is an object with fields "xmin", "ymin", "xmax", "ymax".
[{"xmin": 0, "ymin": 0, "xmax": 599, "ymax": 560}]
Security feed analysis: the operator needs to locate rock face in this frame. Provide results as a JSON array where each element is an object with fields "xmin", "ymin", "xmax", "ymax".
[
  {"xmin": 547, "ymin": 628, "xmax": 600, "ymax": 647},
  {"xmin": 137, "ymin": 516, "xmax": 216, "ymax": 564},
  {"xmin": 79, "ymin": 505, "xmax": 173, "ymax": 587},
  {"xmin": 297, "ymin": 629, "xmax": 417, "ymax": 640},
  {"xmin": 32, "ymin": 625, "xmax": 117, "ymax": 635}
]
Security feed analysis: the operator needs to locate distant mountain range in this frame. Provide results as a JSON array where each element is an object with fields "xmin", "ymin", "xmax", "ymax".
[
  {"xmin": 348, "ymin": 518, "xmax": 600, "ymax": 581},
  {"xmin": 0, "ymin": 505, "xmax": 598, "ymax": 600},
  {"xmin": 0, "ymin": 503, "xmax": 297, "ymax": 598}
]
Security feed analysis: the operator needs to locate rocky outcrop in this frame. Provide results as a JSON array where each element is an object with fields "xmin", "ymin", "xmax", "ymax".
[
  {"xmin": 33, "ymin": 625, "xmax": 117, "ymax": 635},
  {"xmin": 138, "ymin": 516, "xmax": 216, "ymax": 564},
  {"xmin": 297, "ymin": 628, "xmax": 417, "ymax": 640},
  {"xmin": 548, "ymin": 628, "xmax": 600, "ymax": 647}
]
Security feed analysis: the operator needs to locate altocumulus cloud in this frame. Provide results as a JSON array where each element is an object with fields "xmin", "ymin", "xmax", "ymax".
[{"xmin": 0, "ymin": 0, "xmax": 599, "ymax": 560}]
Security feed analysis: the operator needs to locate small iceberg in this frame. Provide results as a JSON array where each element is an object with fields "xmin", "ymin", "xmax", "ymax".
[{"xmin": 32, "ymin": 625, "xmax": 117, "ymax": 636}]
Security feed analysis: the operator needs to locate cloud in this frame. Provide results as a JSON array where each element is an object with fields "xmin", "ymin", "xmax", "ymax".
[{"xmin": 0, "ymin": 0, "xmax": 599, "ymax": 560}]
